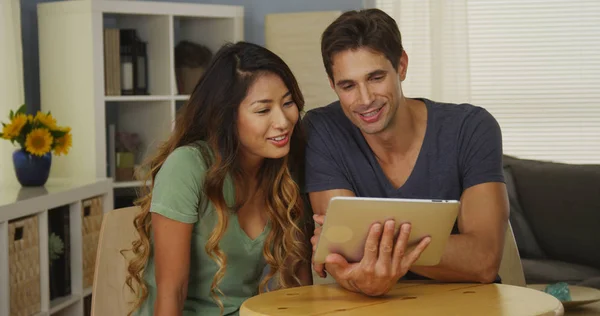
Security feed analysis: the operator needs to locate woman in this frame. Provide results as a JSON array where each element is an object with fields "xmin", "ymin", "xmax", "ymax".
[{"xmin": 125, "ymin": 41, "xmax": 313, "ymax": 316}]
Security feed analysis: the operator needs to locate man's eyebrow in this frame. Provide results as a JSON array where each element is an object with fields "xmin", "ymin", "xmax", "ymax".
[
  {"xmin": 335, "ymin": 69, "xmax": 388, "ymax": 87},
  {"xmin": 335, "ymin": 79, "xmax": 354, "ymax": 87},
  {"xmin": 367, "ymin": 69, "xmax": 387, "ymax": 78}
]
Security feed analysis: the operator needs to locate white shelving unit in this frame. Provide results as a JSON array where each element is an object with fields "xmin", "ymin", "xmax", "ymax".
[
  {"xmin": 37, "ymin": 0, "xmax": 244, "ymax": 190},
  {"xmin": 0, "ymin": 178, "xmax": 112, "ymax": 316}
]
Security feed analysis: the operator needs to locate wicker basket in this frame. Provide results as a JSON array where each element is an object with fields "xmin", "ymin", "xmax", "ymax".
[
  {"xmin": 81, "ymin": 196, "xmax": 104, "ymax": 289},
  {"xmin": 9, "ymin": 215, "xmax": 41, "ymax": 316}
]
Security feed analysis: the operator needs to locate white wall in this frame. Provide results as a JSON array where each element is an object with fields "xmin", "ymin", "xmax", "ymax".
[{"xmin": 0, "ymin": 0, "xmax": 24, "ymax": 184}]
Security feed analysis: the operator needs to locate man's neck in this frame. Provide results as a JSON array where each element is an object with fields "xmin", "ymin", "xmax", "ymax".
[{"xmin": 363, "ymin": 98, "xmax": 427, "ymax": 164}]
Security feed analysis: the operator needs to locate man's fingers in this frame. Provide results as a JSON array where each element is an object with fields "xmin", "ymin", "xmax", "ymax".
[
  {"xmin": 392, "ymin": 223, "xmax": 411, "ymax": 265},
  {"xmin": 325, "ymin": 253, "xmax": 351, "ymax": 279},
  {"xmin": 313, "ymin": 262, "xmax": 326, "ymax": 278},
  {"xmin": 313, "ymin": 214, "xmax": 325, "ymax": 226},
  {"xmin": 312, "ymin": 226, "xmax": 322, "ymax": 251},
  {"xmin": 360, "ymin": 222, "xmax": 382, "ymax": 268},
  {"xmin": 406, "ymin": 236, "xmax": 431, "ymax": 266},
  {"xmin": 377, "ymin": 220, "xmax": 396, "ymax": 268}
]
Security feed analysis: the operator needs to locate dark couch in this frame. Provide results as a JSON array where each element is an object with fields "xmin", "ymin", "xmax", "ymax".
[{"xmin": 503, "ymin": 155, "xmax": 600, "ymax": 289}]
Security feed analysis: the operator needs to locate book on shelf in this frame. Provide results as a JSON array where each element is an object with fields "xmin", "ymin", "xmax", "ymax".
[{"xmin": 103, "ymin": 28, "xmax": 121, "ymax": 96}]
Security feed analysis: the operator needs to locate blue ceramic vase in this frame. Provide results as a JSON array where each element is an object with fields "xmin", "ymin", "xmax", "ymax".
[{"xmin": 13, "ymin": 149, "xmax": 52, "ymax": 187}]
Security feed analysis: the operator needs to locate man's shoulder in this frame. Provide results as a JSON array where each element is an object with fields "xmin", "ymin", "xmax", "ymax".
[
  {"xmin": 425, "ymin": 98, "xmax": 487, "ymax": 118},
  {"xmin": 424, "ymin": 98, "xmax": 497, "ymax": 130},
  {"xmin": 303, "ymin": 100, "xmax": 354, "ymax": 134},
  {"xmin": 304, "ymin": 100, "xmax": 343, "ymax": 122}
]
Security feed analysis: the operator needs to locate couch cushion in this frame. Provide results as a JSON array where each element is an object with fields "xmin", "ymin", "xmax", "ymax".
[
  {"xmin": 503, "ymin": 166, "xmax": 547, "ymax": 259},
  {"xmin": 504, "ymin": 155, "xmax": 600, "ymax": 270},
  {"xmin": 578, "ymin": 277, "xmax": 600, "ymax": 290},
  {"xmin": 522, "ymin": 259, "xmax": 600, "ymax": 285}
]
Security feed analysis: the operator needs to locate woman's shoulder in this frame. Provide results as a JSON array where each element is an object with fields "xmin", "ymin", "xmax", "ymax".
[{"xmin": 165, "ymin": 141, "xmax": 211, "ymax": 168}]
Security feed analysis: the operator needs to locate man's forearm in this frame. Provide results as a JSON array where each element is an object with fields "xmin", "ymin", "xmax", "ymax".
[{"xmin": 409, "ymin": 233, "xmax": 501, "ymax": 283}]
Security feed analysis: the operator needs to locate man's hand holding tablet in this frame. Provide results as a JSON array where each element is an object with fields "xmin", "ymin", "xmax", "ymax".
[
  {"xmin": 312, "ymin": 215, "xmax": 431, "ymax": 296},
  {"xmin": 310, "ymin": 197, "xmax": 460, "ymax": 296}
]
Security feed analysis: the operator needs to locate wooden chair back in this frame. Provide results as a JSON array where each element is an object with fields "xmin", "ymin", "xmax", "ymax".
[{"xmin": 91, "ymin": 206, "xmax": 141, "ymax": 316}]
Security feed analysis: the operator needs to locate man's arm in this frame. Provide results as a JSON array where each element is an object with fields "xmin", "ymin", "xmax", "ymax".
[
  {"xmin": 309, "ymin": 189, "xmax": 355, "ymax": 215},
  {"xmin": 410, "ymin": 182, "xmax": 509, "ymax": 283}
]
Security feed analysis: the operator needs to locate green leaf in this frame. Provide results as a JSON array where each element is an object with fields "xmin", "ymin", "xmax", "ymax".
[
  {"xmin": 16, "ymin": 104, "xmax": 26, "ymax": 115},
  {"xmin": 9, "ymin": 110, "xmax": 14, "ymax": 120},
  {"xmin": 51, "ymin": 130, "xmax": 68, "ymax": 139}
]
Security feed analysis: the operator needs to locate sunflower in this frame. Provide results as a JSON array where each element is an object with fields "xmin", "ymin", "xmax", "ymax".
[
  {"xmin": 1, "ymin": 114, "xmax": 28, "ymax": 139},
  {"xmin": 25, "ymin": 128, "xmax": 53, "ymax": 156},
  {"xmin": 34, "ymin": 112, "xmax": 57, "ymax": 130},
  {"xmin": 53, "ymin": 131, "xmax": 72, "ymax": 156}
]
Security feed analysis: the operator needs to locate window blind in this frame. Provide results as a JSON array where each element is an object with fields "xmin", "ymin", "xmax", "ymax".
[{"xmin": 375, "ymin": 0, "xmax": 600, "ymax": 164}]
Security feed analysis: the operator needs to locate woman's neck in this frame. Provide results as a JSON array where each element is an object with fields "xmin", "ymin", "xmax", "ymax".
[{"xmin": 239, "ymin": 150, "xmax": 264, "ymax": 179}]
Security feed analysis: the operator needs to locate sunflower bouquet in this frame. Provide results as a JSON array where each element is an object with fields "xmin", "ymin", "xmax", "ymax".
[{"xmin": 0, "ymin": 104, "xmax": 72, "ymax": 157}]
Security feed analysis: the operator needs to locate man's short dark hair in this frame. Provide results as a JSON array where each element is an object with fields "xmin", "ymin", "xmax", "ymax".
[{"xmin": 321, "ymin": 9, "xmax": 403, "ymax": 81}]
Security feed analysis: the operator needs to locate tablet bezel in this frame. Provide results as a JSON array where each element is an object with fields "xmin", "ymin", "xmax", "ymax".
[{"xmin": 313, "ymin": 196, "xmax": 460, "ymax": 266}]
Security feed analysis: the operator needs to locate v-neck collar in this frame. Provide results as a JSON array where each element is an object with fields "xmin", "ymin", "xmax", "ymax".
[
  {"xmin": 224, "ymin": 174, "xmax": 270, "ymax": 247},
  {"xmin": 357, "ymin": 98, "xmax": 432, "ymax": 194}
]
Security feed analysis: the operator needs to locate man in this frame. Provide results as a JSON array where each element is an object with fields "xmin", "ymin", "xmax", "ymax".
[{"xmin": 303, "ymin": 8, "xmax": 509, "ymax": 296}]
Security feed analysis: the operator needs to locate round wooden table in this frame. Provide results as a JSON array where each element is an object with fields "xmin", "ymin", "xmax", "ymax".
[{"xmin": 240, "ymin": 282, "xmax": 564, "ymax": 316}]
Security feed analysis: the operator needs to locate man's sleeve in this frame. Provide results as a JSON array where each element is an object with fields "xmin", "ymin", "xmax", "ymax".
[
  {"xmin": 458, "ymin": 107, "xmax": 505, "ymax": 190},
  {"xmin": 303, "ymin": 113, "xmax": 354, "ymax": 193}
]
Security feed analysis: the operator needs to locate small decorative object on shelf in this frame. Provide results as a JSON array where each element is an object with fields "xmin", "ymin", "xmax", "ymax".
[
  {"xmin": 0, "ymin": 104, "xmax": 73, "ymax": 186},
  {"xmin": 115, "ymin": 131, "xmax": 142, "ymax": 182},
  {"xmin": 120, "ymin": 29, "xmax": 148, "ymax": 95},
  {"xmin": 48, "ymin": 232, "xmax": 65, "ymax": 265},
  {"xmin": 135, "ymin": 39, "xmax": 148, "ymax": 95},
  {"xmin": 175, "ymin": 40, "xmax": 212, "ymax": 95}
]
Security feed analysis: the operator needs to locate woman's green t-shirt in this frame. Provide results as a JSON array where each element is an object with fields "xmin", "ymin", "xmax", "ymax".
[{"xmin": 134, "ymin": 143, "xmax": 271, "ymax": 316}]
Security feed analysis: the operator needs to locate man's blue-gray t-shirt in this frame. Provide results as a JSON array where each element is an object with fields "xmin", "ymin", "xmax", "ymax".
[{"xmin": 303, "ymin": 97, "xmax": 505, "ymax": 226}]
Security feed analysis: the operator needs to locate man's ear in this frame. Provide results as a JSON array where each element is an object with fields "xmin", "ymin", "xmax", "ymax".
[
  {"xmin": 398, "ymin": 50, "xmax": 408, "ymax": 81},
  {"xmin": 329, "ymin": 77, "xmax": 335, "ymax": 90}
]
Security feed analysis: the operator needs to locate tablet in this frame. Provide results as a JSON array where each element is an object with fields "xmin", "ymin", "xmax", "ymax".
[{"xmin": 313, "ymin": 196, "xmax": 460, "ymax": 266}]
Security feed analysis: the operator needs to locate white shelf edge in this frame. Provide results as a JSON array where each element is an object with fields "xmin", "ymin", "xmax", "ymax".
[
  {"xmin": 83, "ymin": 287, "xmax": 93, "ymax": 297},
  {"xmin": 49, "ymin": 293, "xmax": 81, "ymax": 315},
  {"xmin": 95, "ymin": 1, "xmax": 244, "ymax": 18},
  {"xmin": 105, "ymin": 95, "xmax": 172, "ymax": 102},
  {"xmin": 174, "ymin": 95, "xmax": 190, "ymax": 101},
  {"xmin": 0, "ymin": 221, "xmax": 8, "ymax": 316},
  {"xmin": 0, "ymin": 179, "xmax": 113, "ymax": 223},
  {"xmin": 112, "ymin": 180, "xmax": 150, "ymax": 188},
  {"xmin": 39, "ymin": 211, "xmax": 50, "ymax": 312}
]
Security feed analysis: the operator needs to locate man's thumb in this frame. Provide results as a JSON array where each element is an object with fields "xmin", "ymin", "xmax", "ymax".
[{"xmin": 325, "ymin": 253, "xmax": 349, "ymax": 269}]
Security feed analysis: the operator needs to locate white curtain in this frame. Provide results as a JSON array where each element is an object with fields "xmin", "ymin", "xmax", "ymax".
[
  {"xmin": 375, "ymin": 0, "xmax": 600, "ymax": 164},
  {"xmin": 0, "ymin": 0, "xmax": 25, "ymax": 184}
]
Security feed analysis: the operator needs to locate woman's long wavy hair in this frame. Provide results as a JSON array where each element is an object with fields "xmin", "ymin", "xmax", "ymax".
[{"xmin": 124, "ymin": 41, "xmax": 310, "ymax": 315}]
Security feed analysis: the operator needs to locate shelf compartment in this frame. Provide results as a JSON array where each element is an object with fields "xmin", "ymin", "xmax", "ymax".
[
  {"xmin": 103, "ymin": 13, "xmax": 172, "ymax": 96},
  {"xmin": 106, "ymin": 100, "xmax": 174, "ymax": 183},
  {"xmin": 49, "ymin": 293, "xmax": 80, "ymax": 315},
  {"xmin": 173, "ymin": 16, "xmax": 238, "ymax": 95}
]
